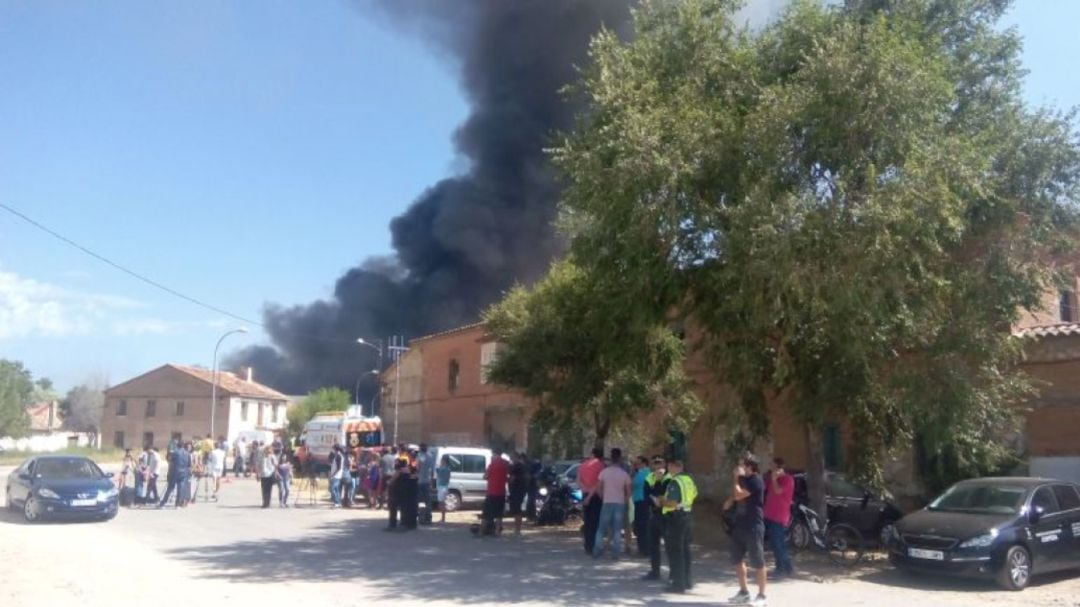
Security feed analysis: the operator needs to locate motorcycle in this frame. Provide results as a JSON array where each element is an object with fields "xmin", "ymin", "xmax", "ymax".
[{"xmin": 535, "ymin": 477, "xmax": 583, "ymax": 526}]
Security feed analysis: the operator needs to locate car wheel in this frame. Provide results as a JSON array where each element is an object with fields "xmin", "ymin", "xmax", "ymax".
[
  {"xmin": 23, "ymin": 495, "xmax": 39, "ymax": 523},
  {"xmin": 443, "ymin": 490, "xmax": 462, "ymax": 513},
  {"xmin": 997, "ymin": 545, "xmax": 1031, "ymax": 591},
  {"xmin": 788, "ymin": 519, "xmax": 811, "ymax": 552},
  {"xmin": 879, "ymin": 523, "xmax": 896, "ymax": 547}
]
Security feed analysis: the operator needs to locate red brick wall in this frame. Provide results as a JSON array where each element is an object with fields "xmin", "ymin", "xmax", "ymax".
[{"xmin": 411, "ymin": 325, "xmax": 530, "ymax": 448}]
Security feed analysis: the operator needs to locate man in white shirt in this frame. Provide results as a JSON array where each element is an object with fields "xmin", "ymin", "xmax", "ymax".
[
  {"xmin": 329, "ymin": 444, "xmax": 346, "ymax": 509},
  {"xmin": 209, "ymin": 444, "xmax": 226, "ymax": 501}
]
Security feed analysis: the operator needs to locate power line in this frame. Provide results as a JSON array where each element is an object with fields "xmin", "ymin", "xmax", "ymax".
[
  {"xmin": 0, "ymin": 202, "xmax": 365, "ymax": 346},
  {"xmin": 1, "ymin": 201, "xmax": 264, "ymax": 326}
]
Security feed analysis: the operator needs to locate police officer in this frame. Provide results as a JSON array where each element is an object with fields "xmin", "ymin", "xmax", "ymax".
[
  {"xmin": 641, "ymin": 455, "xmax": 670, "ymax": 581},
  {"xmin": 661, "ymin": 457, "xmax": 697, "ymax": 594}
]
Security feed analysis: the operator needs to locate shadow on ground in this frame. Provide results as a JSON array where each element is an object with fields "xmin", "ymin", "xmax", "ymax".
[{"xmin": 164, "ymin": 516, "xmax": 737, "ymax": 605}]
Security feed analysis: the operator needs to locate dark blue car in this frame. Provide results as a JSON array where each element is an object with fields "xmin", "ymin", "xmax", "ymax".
[{"xmin": 5, "ymin": 455, "xmax": 119, "ymax": 523}]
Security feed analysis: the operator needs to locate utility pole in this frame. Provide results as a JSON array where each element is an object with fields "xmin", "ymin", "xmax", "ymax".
[{"xmin": 386, "ymin": 335, "xmax": 408, "ymax": 445}]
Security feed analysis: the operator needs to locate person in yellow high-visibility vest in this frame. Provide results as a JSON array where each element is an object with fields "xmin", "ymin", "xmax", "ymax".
[{"xmin": 660, "ymin": 457, "xmax": 697, "ymax": 594}]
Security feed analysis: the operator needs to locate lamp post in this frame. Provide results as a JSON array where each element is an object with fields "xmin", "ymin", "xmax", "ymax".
[
  {"xmin": 210, "ymin": 327, "xmax": 248, "ymax": 440},
  {"xmin": 354, "ymin": 369, "xmax": 378, "ymax": 416}
]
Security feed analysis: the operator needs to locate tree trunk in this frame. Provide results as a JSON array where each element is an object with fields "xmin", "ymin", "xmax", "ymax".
[{"xmin": 804, "ymin": 422, "xmax": 828, "ymax": 520}]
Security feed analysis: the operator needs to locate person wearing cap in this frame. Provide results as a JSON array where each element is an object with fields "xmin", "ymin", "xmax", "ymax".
[
  {"xmin": 642, "ymin": 456, "xmax": 670, "ymax": 580},
  {"xmin": 723, "ymin": 455, "xmax": 768, "ymax": 606},
  {"xmin": 660, "ymin": 457, "xmax": 697, "ymax": 594}
]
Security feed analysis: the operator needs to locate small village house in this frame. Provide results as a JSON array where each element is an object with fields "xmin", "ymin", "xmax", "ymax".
[{"xmin": 101, "ymin": 364, "xmax": 289, "ymax": 449}]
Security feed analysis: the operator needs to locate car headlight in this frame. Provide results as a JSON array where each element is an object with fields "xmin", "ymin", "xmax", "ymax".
[
  {"xmin": 959, "ymin": 529, "xmax": 998, "ymax": 549},
  {"xmin": 98, "ymin": 488, "xmax": 119, "ymax": 501},
  {"xmin": 38, "ymin": 487, "xmax": 60, "ymax": 499}
]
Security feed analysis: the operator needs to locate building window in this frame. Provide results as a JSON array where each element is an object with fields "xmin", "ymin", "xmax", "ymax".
[
  {"xmin": 175, "ymin": 401, "xmax": 185, "ymax": 416},
  {"xmin": 146, "ymin": 400, "xmax": 156, "ymax": 418},
  {"xmin": 113, "ymin": 431, "xmax": 125, "ymax": 449},
  {"xmin": 117, "ymin": 400, "xmax": 127, "ymax": 416},
  {"xmin": 241, "ymin": 401, "xmax": 249, "ymax": 422},
  {"xmin": 480, "ymin": 342, "xmax": 500, "ymax": 384},
  {"xmin": 257, "ymin": 403, "xmax": 265, "ymax": 426},
  {"xmin": 1061, "ymin": 290, "xmax": 1077, "ymax": 323},
  {"xmin": 448, "ymin": 359, "xmax": 460, "ymax": 392},
  {"xmin": 271, "ymin": 404, "xmax": 279, "ymax": 424},
  {"xmin": 143, "ymin": 432, "xmax": 154, "ymax": 448}
]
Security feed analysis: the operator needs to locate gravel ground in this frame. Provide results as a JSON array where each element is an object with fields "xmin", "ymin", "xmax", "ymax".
[{"xmin": 2, "ymin": 465, "xmax": 1078, "ymax": 607}]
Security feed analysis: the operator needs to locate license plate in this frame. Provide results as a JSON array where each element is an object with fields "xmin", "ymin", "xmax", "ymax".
[
  {"xmin": 70, "ymin": 499, "xmax": 96, "ymax": 507},
  {"xmin": 909, "ymin": 548, "xmax": 944, "ymax": 560}
]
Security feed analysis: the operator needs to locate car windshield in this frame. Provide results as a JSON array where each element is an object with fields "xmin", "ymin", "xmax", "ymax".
[
  {"xmin": 928, "ymin": 483, "xmax": 1027, "ymax": 515},
  {"xmin": 34, "ymin": 458, "xmax": 102, "ymax": 479}
]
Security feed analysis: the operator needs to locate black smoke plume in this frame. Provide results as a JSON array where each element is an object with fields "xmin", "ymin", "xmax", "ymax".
[{"xmin": 227, "ymin": 1, "xmax": 636, "ymax": 396}]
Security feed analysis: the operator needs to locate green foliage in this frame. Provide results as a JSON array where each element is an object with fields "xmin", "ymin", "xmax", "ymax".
[
  {"xmin": 61, "ymin": 381, "xmax": 106, "ymax": 438},
  {"xmin": 0, "ymin": 359, "xmax": 35, "ymax": 438},
  {"xmin": 484, "ymin": 260, "xmax": 702, "ymax": 447},
  {"xmin": 555, "ymin": 0, "xmax": 1080, "ymax": 489},
  {"xmin": 287, "ymin": 387, "xmax": 352, "ymax": 436}
]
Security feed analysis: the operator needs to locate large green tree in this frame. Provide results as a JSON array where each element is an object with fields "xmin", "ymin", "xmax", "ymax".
[
  {"xmin": 0, "ymin": 359, "xmax": 35, "ymax": 438},
  {"xmin": 484, "ymin": 260, "xmax": 701, "ymax": 449},
  {"xmin": 287, "ymin": 387, "xmax": 352, "ymax": 437},
  {"xmin": 555, "ymin": 0, "xmax": 1080, "ymax": 504}
]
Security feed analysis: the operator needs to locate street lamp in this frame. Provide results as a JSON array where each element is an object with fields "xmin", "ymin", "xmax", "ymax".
[
  {"xmin": 211, "ymin": 327, "xmax": 248, "ymax": 439},
  {"xmin": 354, "ymin": 369, "xmax": 378, "ymax": 415}
]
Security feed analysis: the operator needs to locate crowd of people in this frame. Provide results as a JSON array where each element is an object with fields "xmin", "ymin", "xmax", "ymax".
[{"xmin": 114, "ymin": 434, "xmax": 791, "ymax": 605}]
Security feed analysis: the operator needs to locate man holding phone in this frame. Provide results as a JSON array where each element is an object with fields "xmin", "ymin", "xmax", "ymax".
[{"xmin": 723, "ymin": 455, "xmax": 767, "ymax": 606}]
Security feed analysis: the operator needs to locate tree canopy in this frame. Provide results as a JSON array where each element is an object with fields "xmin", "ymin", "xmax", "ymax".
[
  {"xmin": 0, "ymin": 359, "xmax": 35, "ymax": 438},
  {"xmin": 484, "ymin": 259, "xmax": 701, "ymax": 448},
  {"xmin": 287, "ymin": 387, "xmax": 352, "ymax": 437},
  {"xmin": 554, "ymin": 0, "xmax": 1080, "ymax": 491}
]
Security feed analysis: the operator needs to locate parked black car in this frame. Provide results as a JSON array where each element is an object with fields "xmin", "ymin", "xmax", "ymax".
[
  {"xmin": 5, "ymin": 455, "xmax": 119, "ymax": 523},
  {"xmin": 788, "ymin": 471, "xmax": 904, "ymax": 549},
  {"xmin": 888, "ymin": 477, "xmax": 1080, "ymax": 590}
]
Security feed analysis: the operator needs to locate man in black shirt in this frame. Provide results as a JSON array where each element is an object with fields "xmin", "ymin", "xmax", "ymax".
[
  {"xmin": 722, "ymin": 455, "xmax": 767, "ymax": 606},
  {"xmin": 641, "ymin": 456, "xmax": 670, "ymax": 581}
]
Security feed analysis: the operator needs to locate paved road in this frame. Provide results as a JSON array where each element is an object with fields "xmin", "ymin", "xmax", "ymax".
[{"xmin": 2, "ymin": 466, "xmax": 1079, "ymax": 606}]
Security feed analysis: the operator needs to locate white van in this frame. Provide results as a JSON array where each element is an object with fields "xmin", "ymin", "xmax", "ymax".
[{"xmin": 429, "ymin": 446, "xmax": 511, "ymax": 511}]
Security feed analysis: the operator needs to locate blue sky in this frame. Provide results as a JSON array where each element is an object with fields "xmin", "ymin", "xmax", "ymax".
[{"xmin": 1, "ymin": 1, "xmax": 1077, "ymax": 392}]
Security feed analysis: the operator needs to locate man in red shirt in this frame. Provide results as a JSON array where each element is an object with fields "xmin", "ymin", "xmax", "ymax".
[
  {"xmin": 482, "ymin": 447, "xmax": 510, "ymax": 535},
  {"xmin": 763, "ymin": 457, "xmax": 795, "ymax": 577},
  {"xmin": 578, "ymin": 447, "xmax": 605, "ymax": 554}
]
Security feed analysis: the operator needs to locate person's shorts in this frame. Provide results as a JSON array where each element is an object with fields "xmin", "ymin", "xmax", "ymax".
[
  {"xmin": 730, "ymin": 525, "xmax": 766, "ymax": 569},
  {"xmin": 507, "ymin": 490, "xmax": 526, "ymax": 516},
  {"xmin": 210, "ymin": 468, "xmax": 223, "ymax": 479},
  {"xmin": 437, "ymin": 487, "xmax": 448, "ymax": 503},
  {"xmin": 482, "ymin": 495, "xmax": 506, "ymax": 520}
]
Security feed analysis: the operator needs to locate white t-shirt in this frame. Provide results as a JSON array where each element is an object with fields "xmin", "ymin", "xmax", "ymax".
[{"xmin": 209, "ymin": 448, "xmax": 226, "ymax": 476}]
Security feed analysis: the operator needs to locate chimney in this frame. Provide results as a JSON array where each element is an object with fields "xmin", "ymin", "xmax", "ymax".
[{"xmin": 245, "ymin": 367, "xmax": 254, "ymax": 383}]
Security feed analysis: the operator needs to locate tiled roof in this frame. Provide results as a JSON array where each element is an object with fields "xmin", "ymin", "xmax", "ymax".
[
  {"xmin": 1013, "ymin": 323, "xmax": 1080, "ymax": 339},
  {"xmin": 26, "ymin": 401, "xmax": 61, "ymax": 432},
  {"xmin": 169, "ymin": 364, "xmax": 289, "ymax": 400},
  {"xmin": 410, "ymin": 321, "xmax": 487, "ymax": 344}
]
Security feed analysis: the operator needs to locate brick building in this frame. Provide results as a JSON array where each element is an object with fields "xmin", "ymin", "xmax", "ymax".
[
  {"xmin": 101, "ymin": 364, "xmax": 290, "ymax": 450},
  {"xmin": 381, "ymin": 323, "xmax": 530, "ymax": 450}
]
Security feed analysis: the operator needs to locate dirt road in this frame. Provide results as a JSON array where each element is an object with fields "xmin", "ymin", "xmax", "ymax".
[{"xmin": 2, "ymin": 466, "xmax": 1078, "ymax": 606}]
